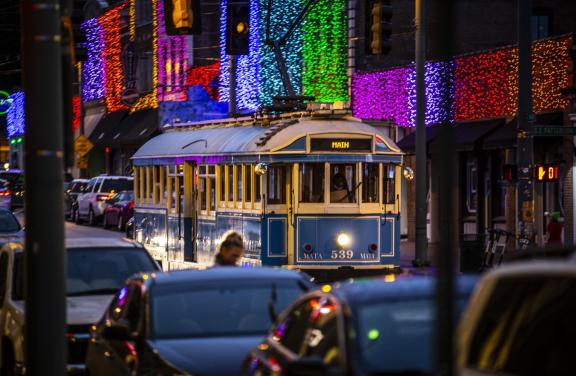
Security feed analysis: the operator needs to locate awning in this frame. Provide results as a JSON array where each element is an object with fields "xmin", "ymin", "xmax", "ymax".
[
  {"xmin": 83, "ymin": 108, "xmax": 106, "ymax": 138},
  {"xmin": 397, "ymin": 119, "xmax": 504, "ymax": 153},
  {"xmin": 116, "ymin": 109, "xmax": 159, "ymax": 146},
  {"xmin": 483, "ymin": 112, "xmax": 564, "ymax": 150},
  {"xmin": 89, "ymin": 110, "xmax": 129, "ymax": 147},
  {"xmin": 396, "ymin": 126, "xmax": 443, "ymax": 153}
]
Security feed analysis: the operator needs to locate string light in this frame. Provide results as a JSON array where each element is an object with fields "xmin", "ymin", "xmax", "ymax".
[
  {"xmin": 258, "ymin": 0, "xmax": 303, "ymax": 106},
  {"xmin": 100, "ymin": 4, "xmax": 127, "ymax": 112},
  {"xmin": 81, "ymin": 18, "xmax": 105, "ymax": 102},
  {"xmin": 129, "ymin": 0, "xmax": 135, "ymax": 41},
  {"xmin": 6, "ymin": 92, "xmax": 25, "ymax": 139},
  {"xmin": 352, "ymin": 35, "xmax": 571, "ymax": 126},
  {"xmin": 302, "ymin": 0, "xmax": 348, "ymax": 102},
  {"xmin": 187, "ymin": 61, "xmax": 221, "ymax": 100}
]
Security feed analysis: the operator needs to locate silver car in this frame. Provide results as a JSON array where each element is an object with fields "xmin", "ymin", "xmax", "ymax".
[{"xmin": 75, "ymin": 175, "xmax": 133, "ymax": 226}]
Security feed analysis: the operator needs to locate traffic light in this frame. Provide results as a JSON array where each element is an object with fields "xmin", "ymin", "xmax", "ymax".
[
  {"xmin": 502, "ymin": 164, "xmax": 517, "ymax": 182},
  {"xmin": 368, "ymin": 0, "xmax": 392, "ymax": 55},
  {"xmin": 164, "ymin": 0, "xmax": 202, "ymax": 35},
  {"xmin": 226, "ymin": 1, "xmax": 250, "ymax": 56}
]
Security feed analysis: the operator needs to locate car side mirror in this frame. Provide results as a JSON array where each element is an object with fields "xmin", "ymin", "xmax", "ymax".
[
  {"xmin": 101, "ymin": 320, "xmax": 132, "ymax": 341},
  {"xmin": 284, "ymin": 356, "xmax": 342, "ymax": 376}
]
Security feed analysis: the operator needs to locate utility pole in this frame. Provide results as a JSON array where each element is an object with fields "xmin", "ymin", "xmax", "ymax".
[
  {"xmin": 517, "ymin": 0, "xmax": 534, "ymax": 247},
  {"xmin": 431, "ymin": 0, "xmax": 456, "ymax": 375},
  {"xmin": 229, "ymin": 55, "xmax": 237, "ymax": 117},
  {"xmin": 21, "ymin": 0, "xmax": 66, "ymax": 374},
  {"xmin": 413, "ymin": 0, "xmax": 429, "ymax": 267}
]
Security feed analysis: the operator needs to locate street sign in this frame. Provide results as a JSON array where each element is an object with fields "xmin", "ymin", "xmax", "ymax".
[
  {"xmin": 76, "ymin": 156, "xmax": 88, "ymax": 169},
  {"xmin": 74, "ymin": 135, "xmax": 94, "ymax": 157},
  {"xmin": 530, "ymin": 126, "xmax": 576, "ymax": 136}
]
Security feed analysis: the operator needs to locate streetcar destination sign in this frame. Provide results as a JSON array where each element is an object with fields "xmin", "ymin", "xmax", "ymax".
[
  {"xmin": 530, "ymin": 126, "xmax": 576, "ymax": 136},
  {"xmin": 310, "ymin": 138, "xmax": 372, "ymax": 152}
]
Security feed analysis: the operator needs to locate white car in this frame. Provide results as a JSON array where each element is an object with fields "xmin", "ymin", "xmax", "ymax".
[
  {"xmin": 0, "ymin": 238, "xmax": 160, "ymax": 374},
  {"xmin": 457, "ymin": 259, "xmax": 576, "ymax": 376},
  {"xmin": 75, "ymin": 175, "xmax": 133, "ymax": 226}
]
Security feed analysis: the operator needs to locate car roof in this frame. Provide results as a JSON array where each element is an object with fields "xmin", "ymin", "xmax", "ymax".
[
  {"xmin": 149, "ymin": 267, "xmax": 311, "ymax": 286},
  {"xmin": 65, "ymin": 237, "xmax": 144, "ymax": 249},
  {"xmin": 71, "ymin": 179, "xmax": 89, "ymax": 183},
  {"xmin": 330, "ymin": 274, "xmax": 479, "ymax": 305},
  {"xmin": 478, "ymin": 260, "xmax": 576, "ymax": 281}
]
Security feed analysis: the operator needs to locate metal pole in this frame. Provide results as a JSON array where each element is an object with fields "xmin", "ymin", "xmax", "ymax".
[
  {"xmin": 78, "ymin": 61, "xmax": 87, "ymax": 179},
  {"xmin": 517, "ymin": 0, "xmax": 534, "ymax": 247},
  {"xmin": 21, "ymin": 0, "xmax": 66, "ymax": 374},
  {"xmin": 61, "ymin": 0, "xmax": 74, "ymax": 173},
  {"xmin": 229, "ymin": 55, "xmax": 237, "ymax": 117},
  {"xmin": 414, "ymin": 0, "xmax": 429, "ymax": 266},
  {"xmin": 433, "ymin": 0, "xmax": 455, "ymax": 375}
]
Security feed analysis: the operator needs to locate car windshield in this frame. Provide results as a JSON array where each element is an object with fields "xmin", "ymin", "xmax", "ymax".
[
  {"xmin": 355, "ymin": 298, "xmax": 469, "ymax": 374},
  {"xmin": 0, "ymin": 173, "xmax": 23, "ymax": 186},
  {"xmin": 151, "ymin": 281, "xmax": 307, "ymax": 339},
  {"xmin": 11, "ymin": 247, "xmax": 157, "ymax": 300},
  {"xmin": 0, "ymin": 210, "xmax": 20, "ymax": 232},
  {"xmin": 100, "ymin": 179, "xmax": 132, "ymax": 193}
]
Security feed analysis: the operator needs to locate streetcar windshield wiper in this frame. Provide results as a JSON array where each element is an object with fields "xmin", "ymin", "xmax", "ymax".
[{"xmin": 68, "ymin": 288, "xmax": 119, "ymax": 296}]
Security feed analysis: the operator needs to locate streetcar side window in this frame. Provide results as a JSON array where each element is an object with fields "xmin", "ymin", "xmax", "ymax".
[
  {"xmin": 362, "ymin": 163, "xmax": 380, "ymax": 203},
  {"xmin": 198, "ymin": 165, "xmax": 207, "ymax": 211},
  {"xmin": 219, "ymin": 165, "xmax": 226, "ymax": 203},
  {"xmin": 255, "ymin": 170, "xmax": 261, "ymax": 203},
  {"xmin": 267, "ymin": 165, "xmax": 287, "ymax": 204},
  {"xmin": 330, "ymin": 164, "xmax": 357, "ymax": 203},
  {"xmin": 228, "ymin": 165, "xmax": 234, "ymax": 203},
  {"xmin": 208, "ymin": 166, "xmax": 216, "ymax": 212},
  {"xmin": 237, "ymin": 165, "xmax": 243, "ymax": 204},
  {"xmin": 245, "ymin": 165, "xmax": 252, "ymax": 203},
  {"xmin": 383, "ymin": 164, "xmax": 396, "ymax": 204},
  {"xmin": 299, "ymin": 163, "xmax": 325, "ymax": 203}
]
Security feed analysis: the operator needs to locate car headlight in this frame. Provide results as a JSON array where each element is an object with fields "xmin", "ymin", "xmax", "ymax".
[{"xmin": 336, "ymin": 233, "xmax": 351, "ymax": 248}]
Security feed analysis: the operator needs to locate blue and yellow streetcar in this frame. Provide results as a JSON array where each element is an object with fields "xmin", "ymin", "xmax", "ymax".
[{"xmin": 131, "ymin": 111, "xmax": 404, "ymax": 275}]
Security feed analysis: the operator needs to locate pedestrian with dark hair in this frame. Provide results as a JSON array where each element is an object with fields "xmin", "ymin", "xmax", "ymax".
[{"xmin": 213, "ymin": 231, "xmax": 245, "ymax": 266}]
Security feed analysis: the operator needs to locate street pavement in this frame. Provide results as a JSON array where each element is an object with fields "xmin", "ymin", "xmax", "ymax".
[{"xmin": 14, "ymin": 209, "xmax": 125, "ymax": 240}]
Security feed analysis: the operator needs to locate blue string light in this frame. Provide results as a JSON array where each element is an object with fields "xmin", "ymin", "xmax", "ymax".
[
  {"xmin": 6, "ymin": 92, "xmax": 25, "ymax": 139},
  {"xmin": 81, "ymin": 18, "xmax": 105, "ymax": 102}
]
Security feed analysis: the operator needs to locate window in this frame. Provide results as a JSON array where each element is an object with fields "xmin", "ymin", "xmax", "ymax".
[
  {"xmin": 237, "ymin": 166, "xmax": 243, "ymax": 203},
  {"xmin": 532, "ymin": 8, "xmax": 552, "ymax": 40},
  {"xmin": 255, "ymin": 172, "xmax": 261, "ymax": 203},
  {"xmin": 220, "ymin": 166, "xmax": 226, "ymax": 203},
  {"xmin": 246, "ymin": 165, "xmax": 252, "ymax": 202},
  {"xmin": 0, "ymin": 253, "xmax": 9, "ymax": 303},
  {"xmin": 330, "ymin": 164, "xmax": 356, "ymax": 203},
  {"xmin": 274, "ymin": 300, "xmax": 314, "ymax": 353},
  {"xmin": 466, "ymin": 276, "xmax": 576, "ymax": 375},
  {"xmin": 198, "ymin": 166, "xmax": 207, "ymax": 211},
  {"xmin": 362, "ymin": 163, "xmax": 380, "ymax": 203},
  {"xmin": 300, "ymin": 163, "xmax": 324, "ymax": 203},
  {"xmin": 227, "ymin": 165, "xmax": 234, "ymax": 202},
  {"xmin": 267, "ymin": 165, "xmax": 287, "ymax": 204},
  {"xmin": 383, "ymin": 165, "xmax": 396, "ymax": 204},
  {"xmin": 466, "ymin": 160, "xmax": 478, "ymax": 214},
  {"xmin": 208, "ymin": 166, "xmax": 216, "ymax": 212}
]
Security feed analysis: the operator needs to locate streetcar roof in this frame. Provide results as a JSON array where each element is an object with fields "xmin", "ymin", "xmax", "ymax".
[{"xmin": 132, "ymin": 118, "xmax": 402, "ymax": 160}]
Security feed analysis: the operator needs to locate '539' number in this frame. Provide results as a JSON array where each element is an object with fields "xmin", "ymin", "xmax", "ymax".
[{"xmin": 331, "ymin": 250, "xmax": 354, "ymax": 259}]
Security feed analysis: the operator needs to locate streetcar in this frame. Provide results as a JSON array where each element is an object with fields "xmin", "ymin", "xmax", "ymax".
[{"xmin": 131, "ymin": 111, "xmax": 403, "ymax": 275}]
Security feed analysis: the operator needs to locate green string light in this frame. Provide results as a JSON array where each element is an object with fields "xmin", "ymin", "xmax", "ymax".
[
  {"xmin": 302, "ymin": 0, "xmax": 348, "ymax": 102},
  {"xmin": 368, "ymin": 329, "xmax": 380, "ymax": 340}
]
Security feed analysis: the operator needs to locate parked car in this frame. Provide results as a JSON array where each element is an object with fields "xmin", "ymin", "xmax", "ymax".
[
  {"xmin": 0, "ymin": 238, "xmax": 160, "ymax": 374},
  {"xmin": 86, "ymin": 268, "xmax": 315, "ymax": 376},
  {"xmin": 0, "ymin": 170, "xmax": 24, "ymax": 210},
  {"xmin": 0, "ymin": 207, "xmax": 24, "ymax": 247},
  {"xmin": 457, "ymin": 261, "xmax": 576, "ymax": 376},
  {"xmin": 243, "ymin": 275, "xmax": 479, "ymax": 376},
  {"xmin": 102, "ymin": 190, "xmax": 134, "ymax": 230},
  {"xmin": 65, "ymin": 178, "xmax": 89, "ymax": 220},
  {"xmin": 0, "ymin": 179, "xmax": 12, "ymax": 210},
  {"xmin": 75, "ymin": 175, "xmax": 133, "ymax": 226}
]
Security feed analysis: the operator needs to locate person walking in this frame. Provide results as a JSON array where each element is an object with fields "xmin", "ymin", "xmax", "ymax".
[
  {"xmin": 213, "ymin": 231, "xmax": 245, "ymax": 266},
  {"xmin": 546, "ymin": 212, "xmax": 563, "ymax": 247}
]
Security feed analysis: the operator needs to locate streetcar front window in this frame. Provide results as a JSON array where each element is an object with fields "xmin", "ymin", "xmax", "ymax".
[
  {"xmin": 330, "ymin": 164, "xmax": 357, "ymax": 203},
  {"xmin": 299, "ymin": 163, "xmax": 324, "ymax": 203},
  {"xmin": 362, "ymin": 163, "xmax": 380, "ymax": 203},
  {"xmin": 267, "ymin": 165, "xmax": 287, "ymax": 204}
]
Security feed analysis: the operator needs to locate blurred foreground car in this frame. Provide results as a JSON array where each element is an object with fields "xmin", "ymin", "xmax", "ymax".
[
  {"xmin": 0, "ymin": 179, "xmax": 12, "ymax": 210},
  {"xmin": 244, "ymin": 275, "xmax": 479, "ymax": 376},
  {"xmin": 86, "ymin": 268, "xmax": 315, "ymax": 376},
  {"xmin": 102, "ymin": 190, "xmax": 134, "ymax": 230},
  {"xmin": 457, "ymin": 261, "xmax": 576, "ymax": 376},
  {"xmin": 0, "ymin": 207, "xmax": 24, "ymax": 246},
  {"xmin": 0, "ymin": 238, "xmax": 160, "ymax": 375},
  {"xmin": 0, "ymin": 170, "xmax": 24, "ymax": 210}
]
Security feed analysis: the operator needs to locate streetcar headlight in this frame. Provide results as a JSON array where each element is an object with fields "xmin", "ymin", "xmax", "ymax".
[{"xmin": 336, "ymin": 233, "xmax": 351, "ymax": 248}]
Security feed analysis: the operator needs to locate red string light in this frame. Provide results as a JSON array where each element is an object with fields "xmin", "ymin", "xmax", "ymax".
[
  {"xmin": 72, "ymin": 96, "xmax": 81, "ymax": 131},
  {"xmin": 100, "ymin": 4, "xmax": 127, "ymax": 113},
  {"xmin": 187, "ymin": 61, "xmax": 221, "ymax": 101}
]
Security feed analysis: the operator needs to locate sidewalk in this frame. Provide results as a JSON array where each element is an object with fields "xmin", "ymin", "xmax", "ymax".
[{"xmin": 400, "ymin": 239, "xmax": 437, "ymax": 275}]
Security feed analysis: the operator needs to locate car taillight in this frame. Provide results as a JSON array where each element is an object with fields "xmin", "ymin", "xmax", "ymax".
[
  {"xmin": 0, "ymin": 189, "xmax": 10, "ymax": 197},
  {"xmin": 128, "ymin": 202, "xmax": 134, "ymax": 210},
  {"xmin": 97, "ymin": 194, "xmax": 108, "ymax": 201}
]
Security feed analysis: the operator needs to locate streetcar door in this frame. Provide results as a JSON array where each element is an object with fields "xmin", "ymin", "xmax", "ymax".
[{"xmin": 182, "ymin": 161, "xmax": 197, "ymax": 263}]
